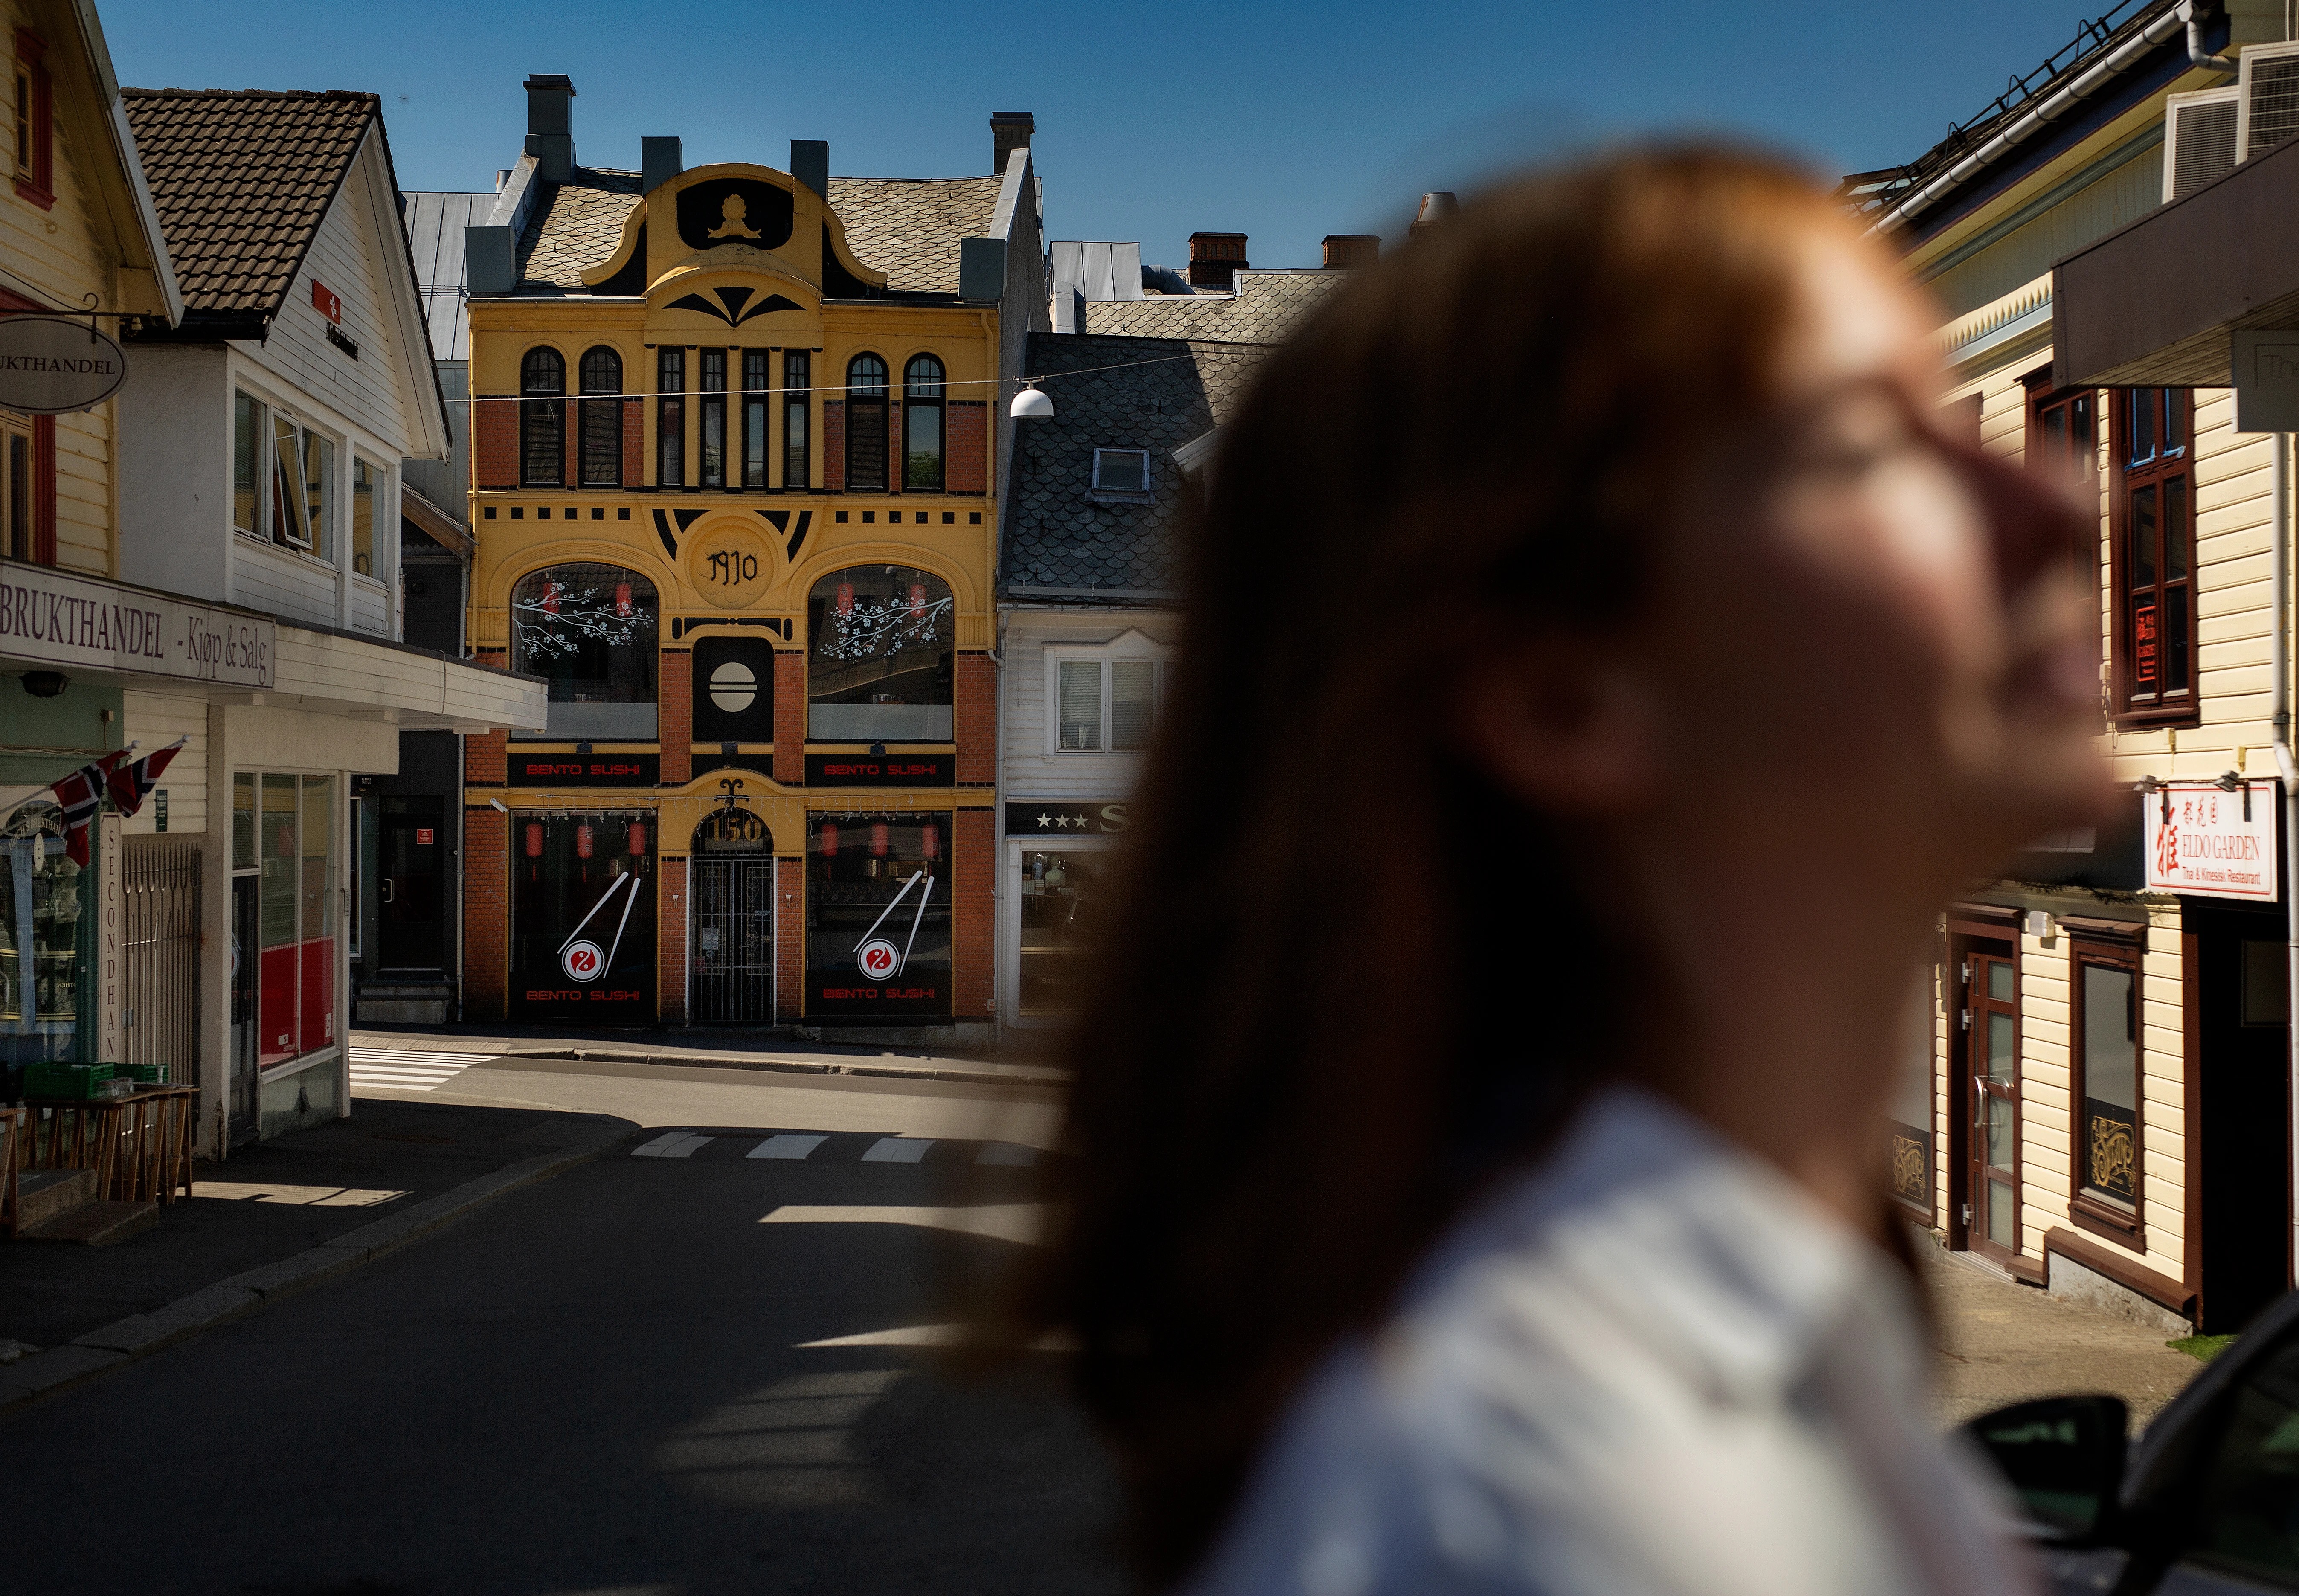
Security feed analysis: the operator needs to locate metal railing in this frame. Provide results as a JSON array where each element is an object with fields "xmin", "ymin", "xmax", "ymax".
[{"xmin": 122, "ymin": 838, "xmax": 200, "ymax": 1075}]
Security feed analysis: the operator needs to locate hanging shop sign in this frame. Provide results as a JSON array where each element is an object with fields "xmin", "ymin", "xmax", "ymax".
[
  {"xmin": 1004, "ymin": 800, "xmax": 1129, "ymax": 836},
  {"xmin": 2142, "ymin": 781, "xmax": 2280, "ymax": 902},
  {"xmin": 805, "ymin": 752, "xmax": 954, "ymax": 788},
  {"xmin": 0, "ymin": 317, "xmax": 127, "ymax": 413},
  {"xmin": 0, "ymin": 560, "xmax": 272, "ymax": 687},
  {"xmin": 508, "ymin": 752, "xmax": 659, "ymax": 787}
]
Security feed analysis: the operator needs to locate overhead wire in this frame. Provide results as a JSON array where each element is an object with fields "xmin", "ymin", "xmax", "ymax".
[{"xmin": 435, "ymin": 348, "xmax": 1226, "ymax": 406}]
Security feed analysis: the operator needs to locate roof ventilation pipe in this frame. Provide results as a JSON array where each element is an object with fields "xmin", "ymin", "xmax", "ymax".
[{"xmin": 2185, "ymin": 0, "xmax": 2237, "ymax": 73}]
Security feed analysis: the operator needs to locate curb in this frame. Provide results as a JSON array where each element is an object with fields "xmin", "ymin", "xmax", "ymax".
[
  {"xmin": 0, "ymin": 1120, "xmax": 633, "ymax": 1415},
  {"xmin": 482, "ymin": 1047, "xmax": 1070, "ymax": 1091}
]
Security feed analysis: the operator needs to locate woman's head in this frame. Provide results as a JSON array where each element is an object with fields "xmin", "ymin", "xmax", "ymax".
[{"xmin": 1048, "ymin": 145, "xmax": 2105, "ymax": 1579}]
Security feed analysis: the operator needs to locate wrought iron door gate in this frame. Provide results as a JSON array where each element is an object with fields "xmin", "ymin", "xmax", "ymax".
[
  {"xmin": 691, "ymin": 856, "xmax": 775, "ymax": 1023},
  {"xmin": 124, "ymin": 838, "xmax": 201, "ymax": 1075}
]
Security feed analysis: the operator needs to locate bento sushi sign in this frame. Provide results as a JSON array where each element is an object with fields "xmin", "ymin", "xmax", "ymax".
[
  {"xmin": 0, "ymin": 318, "xmax": 127, "ymax": 413},
  {"xmin": 2144, "ymin": 782, "xmax": 2279, "ymax": 901}
]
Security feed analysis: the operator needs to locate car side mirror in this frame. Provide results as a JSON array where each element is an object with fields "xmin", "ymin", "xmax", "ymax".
[{"xmin": 1959, "ymin": 1393, "xmax": 2129, "ymax": 1545}]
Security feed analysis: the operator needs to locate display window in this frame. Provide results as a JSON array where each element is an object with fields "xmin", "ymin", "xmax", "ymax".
[
  {"xmin": 250, "ymin": 771, "xmax": 336, "ymax": 1068},
  {"xmin": 807, "ymin": 566, "xmax": 953, "ymax": 742},
  {"xmin": 511, "ymin": 810, "xmax": 655, "ymax": 1022},
  {"xmin": 1017, "ymin": 846, "xmax": 1111, "ymax": 1016},
  {"xmin": 510, "ymin": 563, "xmax": 660, "ymax": 741},
  {"xmin": 806, "ymin": 811, "xmax": 949, "ymax": 1017},
  {"xmin": 0, "ymin": 801, "xmax": 87, "ymax": 1075}
]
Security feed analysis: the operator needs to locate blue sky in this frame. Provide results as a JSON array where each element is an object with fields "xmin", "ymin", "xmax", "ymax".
[{"xmin": 99, "ymin": 0, "xmax": 2105, "ymax": 271}]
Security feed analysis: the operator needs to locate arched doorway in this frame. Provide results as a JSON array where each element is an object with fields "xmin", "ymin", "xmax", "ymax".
[{"xmin": 691, "ymin": 804, "xmax": 775, "ymax": 1023}]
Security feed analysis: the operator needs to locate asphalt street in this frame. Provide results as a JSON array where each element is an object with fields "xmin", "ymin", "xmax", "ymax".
[{"xmin": 0, "ymin": 1061, "xmax": 1119, "ymax": 1596}]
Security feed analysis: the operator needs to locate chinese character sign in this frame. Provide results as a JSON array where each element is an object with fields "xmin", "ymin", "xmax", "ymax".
[{"xmin": 2142, "ymin": 782, "xmax": 2279, "ymax": 901}]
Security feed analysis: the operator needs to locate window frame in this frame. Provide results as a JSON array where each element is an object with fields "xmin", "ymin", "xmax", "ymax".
[
  {"xmin": 783, "ymin": 350, "xmax": 810, "ymax": 490},
  {"xmin": 2109, "ymin": 386, "xmax": 2198, "ymax": 728},
  {"xmin": 2026, "ymin": 374, "xmax": 2102, "ymax": 618},
  {"xmin": 700, "ymin": 347, "xmax": 727, "ymax": 489},
  {"xmin": 349, "ymin": 455, "xmax": 381, "ymax": 581},
  {"xmin": 805, "ymin": 563, "xmax": 956, "ymax": 743},
  {"xmin": 741, "ymin": 348, "xmax": 769, "ymax": 489},
  {"xmin": 234, "ymin": 385, "xmax": 338, "ymax": 564},
  {"xmin": 2070, "ymin": 936, "xmax": 2146, "ymax": 1248},
  {"xmin": 1043, "ymin": 637, "xmax": 1177, "ymax": 755},
  {"xmin": 507, "ymin": 560, "xmax": 662, "ymax": 742},
  {"xmin": 520, "ymin": 346, "xmax": 567, "ymax": 489},
  {"xmin": 903, "ymin": 353, "xmax": 945, "ymax": 491},
  {"xmin": 845, "ymin": 352, "xmax": 890, "ymax": 492},
  {"xmin": 1091, "ymin": 447, "xmax": 1152, "ymax": 499},
  {"xmin": 657, "ymin": 347, "xmax": 685, "ymax": 488},
  {"xmin": 0, "ymin": 406, "xmax": 31, "ymax": 563},
  {"xmin": 578, "ymin": 345, "xmax": 621, "ymax": 488},
  {"xmin": 12, "ymin": 29, "xmax": 51, "ymax": 212}
]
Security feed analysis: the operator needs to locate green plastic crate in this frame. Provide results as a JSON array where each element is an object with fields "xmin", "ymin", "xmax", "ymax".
[
  {"xmin": 24, "ymin": 1062, "xmax": 113, "ymax": 1100},
  {"xmin": 116, "ymin": 1064, "xmax": 166, "ymax": 1085}
]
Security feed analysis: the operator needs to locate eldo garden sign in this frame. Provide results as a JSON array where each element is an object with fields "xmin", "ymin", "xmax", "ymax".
[
  {"xmin": 2143, "ymin": 781, "xmax": 2280, "ymax": 902},
  {"xmin": 0, "ymin": 317, "xmax": 128, "ymax": 413}
]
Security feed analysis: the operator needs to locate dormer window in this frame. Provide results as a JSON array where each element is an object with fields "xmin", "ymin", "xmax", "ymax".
[{"xmin": 1092, "ymin": 448, "xmax": 1150, "ymax": 496}]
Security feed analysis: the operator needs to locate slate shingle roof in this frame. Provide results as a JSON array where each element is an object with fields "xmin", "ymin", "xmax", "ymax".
[
  {"xmin": 512, "ymin": 171, "xmax": 1009, "ymax": 295},
  {"xmin": 121, "ymin": 89, "xmax": 376, "ymax": 317},
  {"xmin": 1079, "ymin": 270, "xmax": 1344, "ymax": 345},
  {"xmin": 1001, "ymin": 332, "xmax": 1271, "ymax": 599}
]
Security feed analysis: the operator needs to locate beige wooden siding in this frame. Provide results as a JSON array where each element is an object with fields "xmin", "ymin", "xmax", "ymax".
[
  {"xmin": 121, "ymin": 691, "xmax": 208, "ymax": 835},
  {"xmin": 55, "ymin": 406, "xmax": 110, "ymax": 575},
  {"xmin": 233, "ymin": 537, "xmax": 338, "ymax": 627},
  {"xmin": 2017, "ymin": 926, "xmax": 2074, "ymax": 1259},
  {"xmin": 1922, "ymin": 144, "xmax": 2162, "ymax": 323}
]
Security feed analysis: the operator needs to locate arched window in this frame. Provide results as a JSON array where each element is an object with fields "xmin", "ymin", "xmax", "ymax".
[
  {"xmin": 903, "ymin": 354, "xmax": 944, "ymax": 490},
  {"xmin": 510, "ymin": 563, "xmax": 660, "ymax": 740},
  {"xmin": 579, "ymin": 346, "xmax": 621, "ymax": 487},
  {"xmin": 520, "ymin": 347, "xmax": 565, "ymax": 488},
  {"xmin": 807, "ymin": 565, "xmax": 954, "ymax": 741},
  {"xmin": 846, "ymin": 353, "xmax": 889, "ymax": 491}
]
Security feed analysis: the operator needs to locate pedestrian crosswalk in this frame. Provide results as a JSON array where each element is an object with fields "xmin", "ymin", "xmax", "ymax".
[
  {"xmin": 347, "ymin": 1048, "xmax": 496, "ymax": 1094},
  {"xmin": 627, "ymin": 1129, "xmax": 1041, "ymax": 1167}
]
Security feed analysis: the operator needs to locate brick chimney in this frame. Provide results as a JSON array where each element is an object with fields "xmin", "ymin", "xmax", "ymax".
[
  {"xmin": 523, "ymin": 74, "xmax": 576, "ymax": 183},
  {"xmin": 991, "ymin": 111, "xmax": 1034, "ymax": 176},
  {"xmin": 1409, "ymin": 192, "xmax": 1458, "ymax": 237},
  {"xmin": 1321, "ymin": 234, "xmax": 1378, "ymax": 269},
  {"xmin": 1188, "ymin": 232, "xmax": 1248, "ymax": 291}
]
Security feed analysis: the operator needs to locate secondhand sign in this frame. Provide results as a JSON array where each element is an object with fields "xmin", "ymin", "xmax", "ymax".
[
  {"xmin": 0, "ymin": 317, "xmax": 127, "ymax": 413},
  {"xmin": 2143, "ymin": 781, "xmax": 2279, "ymax": 902}
]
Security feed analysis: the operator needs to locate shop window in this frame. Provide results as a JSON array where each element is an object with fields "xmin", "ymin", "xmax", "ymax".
[
  {"xmin": 13, "ymin": 29, "xmax": 51, "ymax": 210},
  {"xmin": 700, "ymin": 348, "xmax": 727, "ymax": 488},
  {"xmin": 510, "ymin": 811, "xmax": 654, "ymax": 1023},
  {"xmin": 580, "ymin": 346, "xmax": 621, "ymax": 487},
  {"xmin": 846, "ymin": 353, "xmax": 889, "ymax": 491},
  {"xmin": 904, "ymin": 354, "xmax": 944, "ymax": 490},
  {"xmin": 510, "ymin": 563, "xmax": 660, "ymax": 740},
  {"xmin": 692, "ymin": 633, "xmax": 775, "ymax": 744},
  {"xmin": 522, "ymin": 346, "xmax": 566, "ymax": 488},
  {"xmin": 253, "ymin": 771, "xmax": 336, "ymax": 1068},
  {"xmin": 806, "ymin": 812, "xmax": 950, "ymax": 1017},
  {"xmin": 2072, "ymin": 944, "xmax": 2142, "ymax": 1242},
  {"xmin": 784, "ymin": 350, "xmax": 810, "ymax": 489},
  {"xmin": 351, "ymin": 458, "xmax": 377, "ymax": 577},
  {"xmin": 2029, "ymin": 380, "xmax": 2099, "ymax": 608},
  {"xmin": 1019, "ymin": 847, "xmax": 1109, "ymax": 1016},
  {"xmin": 741, "ymin": 350, "xmax": 769, "ymax": 488},
  {"xmin": 2111, "ymin": 387, "xmax": 2195, "ymax": 726},
  {"xmin": 1092, "ymin": 448, "xmax": 1150, "ymax": 496},
  {"xmin": 657, "ymin": 348, "xmax": 685, "ymax": 488},
  {"xmin": 806, "ymin": 565, "xmax": 952, "ymax": 742},
  {"xmin": 1049, "ymin": 644, "xmax": 1174, "ymax": 752},
  {"xmin": 0, "ymin": 803, "xmax": 87, "ymax": 1081}
]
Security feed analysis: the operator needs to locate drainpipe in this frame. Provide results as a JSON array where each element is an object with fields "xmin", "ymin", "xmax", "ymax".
[
  {"xmin": 2275, "ymin": 432, "xmax": 2299, "ymax": 1287},
  {"xmin": 2186, "ymin": 0, "xmax": 2239, "ymax": 73}
]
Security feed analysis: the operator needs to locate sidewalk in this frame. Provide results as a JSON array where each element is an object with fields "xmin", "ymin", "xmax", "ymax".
[
  {"xmin": 349, "ymin": 1023, "xmax": 1074, "ymax": 1090},
  {"xmin": 1927, "ymin": 1251, "xmax": 2206, "ymax": 1429},
  {"xmin": 0, "ymin": 1096, "xmax": 632, "ymax": 1408}
]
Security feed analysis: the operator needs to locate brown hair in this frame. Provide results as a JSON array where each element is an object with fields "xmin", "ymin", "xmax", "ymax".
[{"xmin": 1041, "ymin": 146, "xmax": 1855, "ymax": 1583}]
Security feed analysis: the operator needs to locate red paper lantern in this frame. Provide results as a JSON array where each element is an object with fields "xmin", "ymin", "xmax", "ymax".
[
  {"xmin": 836, "ymin": 582, "xmax": 854, "ymax": 615},
  {"xmin": 575, "ymin": 823, "xmax": 594, "ymax": 859},
  {"xmin": 615, "ymin": 583, "xmax": 633, "ymax": 618},
  {"xmin": 542, "ymin": 580, "xmax": 561, "ymax": 616},
  {"xmin": 870, "ymin": 821, "xmax": 889, "ymax": 857},
  {"xmin": 908, "ymin": 583, "xmax": 926, "ymax": 616},
  {"xmin": 922, "ymin": 822, "xmax": 939, "ymax": 860},
  {"xmin": 525, "ymin": 821, "xmax": 543, "ymax": 858},
  {"xmin": 819, "ymin": 823, "xmax": 839, "ymax": 857},
  {"xmin": 627, "ymin": 821, "xmax": 648, "ymax": 856}
]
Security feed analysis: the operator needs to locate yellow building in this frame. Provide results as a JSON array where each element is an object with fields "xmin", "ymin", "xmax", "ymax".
[{"xmin": 460, "ymin": 79, "xmax": 1042, "ymax": 1039}]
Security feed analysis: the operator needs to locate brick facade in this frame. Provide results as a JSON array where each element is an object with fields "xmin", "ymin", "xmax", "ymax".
[
  {"xmin": 621, "ymin": 397, "xmax": 644, "ymax": 486},
  {"xmin": 562, "ymin": 396, "xmax": 578, "ymax": 488},
  {"xmin": 954, "ymin": 807, "xmax": 993, "ymax": 1017},
  {"xmin": 658, "ymin": 856, "xmax": 687, "ymax": 1022},
  {"xmin": 659, "ymin": 649, "xmax": 691, "ymax": 784},
  {"xmin": 777, "ymin": 854, "xmax": 804, "ymax": 1021},
  {"xmin": 947, "ymin": 401, "xmax": 987, "ymax": 494},
  {"xmin": 463, "ymin": 806, "xmax": 508, "ymax": 1020},
  {"xmin": 955, "ymin": 651, "xmax": 996, "ymax": 784},
  {"xmin": 474, "ymin": 397, "xmax": 517, "ymax": 489},
  {"xmin": 773, "ymin": 651, "xmax": 806, "ymax": 783},
  {"xmin": 466, "ymin": 649, "xmax": 510, "ymax": 783},
  {"xmin": 823, "ymin": 400, "xmax": 845, "ymax": 491}
]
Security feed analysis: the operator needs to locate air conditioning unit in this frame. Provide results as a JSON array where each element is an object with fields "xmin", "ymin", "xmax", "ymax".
[
  {"xmin": 2165, "ymin": 86, "xmax": 2239, "ymax": 201},
  {"xmin": 2238, "ymin": 38, "xmax": 2299, "ymax": 162}
]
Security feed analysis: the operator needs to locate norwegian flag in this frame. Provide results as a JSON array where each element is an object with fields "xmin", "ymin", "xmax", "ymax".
[
  {"xmin": 107, "ymin": 739, "xmax": 183, "ymax": 820},
  {"xmin": 50, "ymin": 750, "xmax": 128, "ymax": 866}
]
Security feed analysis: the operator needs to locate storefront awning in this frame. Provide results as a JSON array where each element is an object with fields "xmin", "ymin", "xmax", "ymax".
[{"xmin": 2053, "ymin": 128, "xmax": 2299, "ymax": 389}]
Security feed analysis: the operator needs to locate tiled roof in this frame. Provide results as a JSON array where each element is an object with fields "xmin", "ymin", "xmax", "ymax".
[
  {"xmin": 1001, "ymin": 332, "xmax": 1270, "ymax": 599},
  {"xmin": 121, "ymin": 89, "xmax": 377, "ymax": 317},
  {"xmin": 1079, "ymin": 270, "xmax": 1344, "ymax": 345},
  {"xmin": 512, "ymin": 171, "xmax": 1007, "ymax": 294}
]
